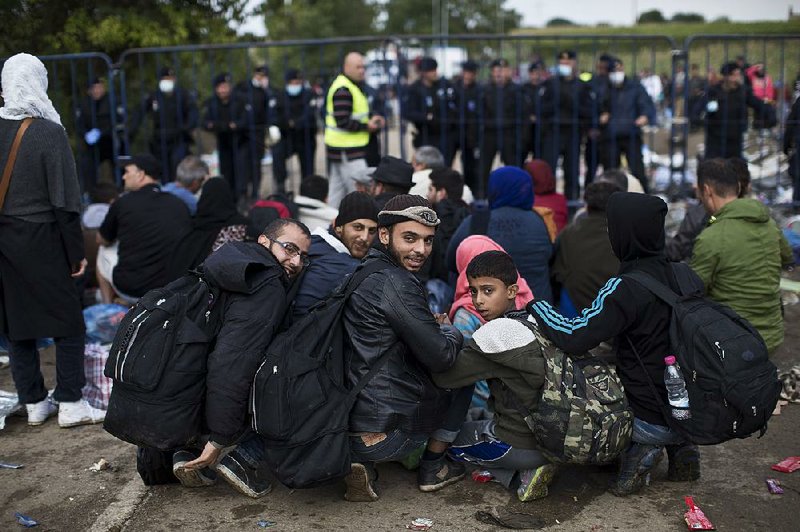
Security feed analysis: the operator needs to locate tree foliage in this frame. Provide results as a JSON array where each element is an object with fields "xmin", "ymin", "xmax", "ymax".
[
  {"xmin": 261, "ymin": 0, "xmax": 379, "ymax": 41},
  {"xmin": 637, "ymin": 9, "xmax": 666, "ymax": 24},
  {"xmin": 546, "ymin": 17, "xmax": 577, "ymax": 27},
  {"xmin": 671, "ymin": 12, "xmax": 705, "ymax": 23},
  {"xmin": 0, "ymin": 1, "xmax": 247, "ymax": 59},
  {"xmin": 381, "ymin": 0, "xmax": 522, "ymax": 35}
]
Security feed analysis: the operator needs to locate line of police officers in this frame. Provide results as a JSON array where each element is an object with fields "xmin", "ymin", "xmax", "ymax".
[{"xmin": 401, "ymin": 51, "xmax": 656, "ymax": 200}]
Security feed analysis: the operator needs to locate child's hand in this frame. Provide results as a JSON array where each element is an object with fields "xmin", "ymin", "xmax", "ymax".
[{"xmin": 434, "ymin": 313, "xmax": 451, "ymax": 326}]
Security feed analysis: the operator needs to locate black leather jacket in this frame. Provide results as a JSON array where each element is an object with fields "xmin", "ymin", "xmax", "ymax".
[{"xmin": 344, "ymin": 247, "xmax": 463, "ymax": 434}]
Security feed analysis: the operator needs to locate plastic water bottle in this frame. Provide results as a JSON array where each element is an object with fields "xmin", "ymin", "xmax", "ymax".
[{"xmin": 664, "ymin": 356, "xmax": 691, "ymax": 420}]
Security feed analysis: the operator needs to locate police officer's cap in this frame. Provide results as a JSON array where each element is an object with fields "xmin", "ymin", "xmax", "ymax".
[
  {"xmin": 419, "ymin": 57, "xmax": 438, "ymax": 72},
  {"xmin": 558, "ymin": 50, "xmax": 577, "ymax": 61},
  {"xmin": 254, "ymin": 64, "xmax": 269, "ymax": 76},
  {"xmin": 212, "ymin": 72, "xmax": 232, "ymax": 87},
  {"xmin": 720, "ymin": 62, "xmax": 739, "ymax": 76},
  {"xmin": 461, "ymin": 60, "xmax": 479, "ymax": 73},
  {"xmin": 87, "ymin": 77, "xmax": 103, "ymax": 88},
  {"xmin": 490, "ymin": 58, "xmax": 509, "ymax": 69},
  {"xmin": 528, "ymin": 60, "xmax": 544, "ymax": 72},
  {"xmin": 285, "ymin": 68, "xmax": 302, "ymax": 82},
  {"xmin": 158, "ymin": 66, "xmax": 175, "ymax": 78}
]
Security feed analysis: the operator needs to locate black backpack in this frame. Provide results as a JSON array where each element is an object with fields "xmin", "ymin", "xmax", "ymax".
[
  {"xmin": 251, "ymin": 260, "xmax": 390, "ymax": 489},
  {"xmin": 625, "ymin": 269, "xmax": 781, "ymax": 445},
  {"xmin": 103, "ymin": 272, "xmax": 222, "ymax": 450}
]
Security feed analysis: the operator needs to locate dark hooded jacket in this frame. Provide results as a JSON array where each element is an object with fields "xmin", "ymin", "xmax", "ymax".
[
  {"xmin": 345, "ymin": 246, "xmax": 463, "ymax": 434},
  {"xmin": 199, "ymin": 241, "xmax": 290, "ymax": 445},
  {"xmin": 528, "ymin": 192, "xmax": 704, "ymax": 425}
]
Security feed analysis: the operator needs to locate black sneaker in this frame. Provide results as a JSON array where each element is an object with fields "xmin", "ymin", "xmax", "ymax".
[
  {"xmin": 418, "ymin": 456, "xmax": 465, "ymax": 492},
  {"xmin": 172, "ymin": 450, "xmax": 217, "ymax": 488},
  {"xmin": 609, "ymin": 443, "xmax": 663, "ymax": 497},
  {"xmin": 666, "ymin": 444, "xmax": 701, "ymax": 481},
  {"xmin": 216, "ymin": 449, "xmax": 272, "ymax": 498},
  {"xmin": 344, "ymin": 463, "xmax": 379, "ymax": 502}
]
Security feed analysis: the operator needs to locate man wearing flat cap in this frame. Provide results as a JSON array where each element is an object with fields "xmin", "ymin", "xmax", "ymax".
[
  {"xmin": 341, "ymin": 194, "xmax": 469, "ymax": 502},
  {"xmin": 273, "ymin": 68, "xmax": 318, "ymax": 194},
  {"xmin": 369, "ymin": 155, "xmax": 414, "ymax": 210},
  {"xmin": 403, "ymin": 57, "xmax": 456, "ymax": 165},
  {"xmin": 203, "ymin": 72, "xmax": 250, "ymax": 200},
  {"xmin": 130, "ymin": 66, "xmax": 198, "ymax": 182}
]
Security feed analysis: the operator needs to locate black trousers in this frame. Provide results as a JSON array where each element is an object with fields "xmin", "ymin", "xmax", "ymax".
[
  {"xmin": 9, "ymin": 335, "xmax": 85, "ymax": 404},
  {"xmin": 244, "ymin": 130, "xmax": 266, "ymax": 200},
  {"xmin": 272, "ymin": 130, "xmax": 317, "ymax": 188},
  {"xmin": 601, "ymin": 133, "xmax": 648, "ymax": 193},
  {"xmin": 542, "ymin": 127, "xmax": 582, "ymax": 201},
  {"xmin": 704, "ymin": 134, "xmax": 743, "ymax": 160},
  {"xmin": 455, "ymin": 138, "xmax": 479, "ymax": 195}
]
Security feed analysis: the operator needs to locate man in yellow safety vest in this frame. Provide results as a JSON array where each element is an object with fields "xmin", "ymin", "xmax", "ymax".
[{"xmin": 325, "ymin": 52, "xmax": 385, "ymax": 208}]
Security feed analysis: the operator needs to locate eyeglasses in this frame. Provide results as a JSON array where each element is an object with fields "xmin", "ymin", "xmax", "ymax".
[{"xmin": 268, "ymin": 238, "xmax": 310, "ymax": 266}]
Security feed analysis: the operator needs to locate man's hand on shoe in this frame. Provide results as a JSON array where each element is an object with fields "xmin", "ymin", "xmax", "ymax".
[{"xmin": 184, "ymin": 442, "xmax": 222, "ymax": 470}]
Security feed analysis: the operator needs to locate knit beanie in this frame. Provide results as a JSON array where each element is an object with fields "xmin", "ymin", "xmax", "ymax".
[
  {"xmin": 335, "ymin": 191, "xmax": 379, "ymax": 227},
  {"xmin": 378, "ymin": 194, "xmax": 440, "ymax": 228}
]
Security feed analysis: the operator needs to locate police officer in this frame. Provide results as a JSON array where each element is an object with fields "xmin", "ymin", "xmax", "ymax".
[
  {"xmin": 273, "ymin": 69, "xmax": 318, "ymax": 194},
  {"xmin": 76, "ymin": 77, "xmax": 120, "ymax": 189},
  {"xmin": 402, "ymin": 57, "xmax": 456, "ymax": 166},
  {"xmin": 234, "ymin": 64, "xmax": 278, "ymax": 200},
  {"xmin": 584, "ymin": 54, "xmax": 613, "ymax": 185},
  {"xmin": 522, "ymin": 59, "xmax": 547, "ymax": 161},
  {"xmin": 453, "ymin": 60, "xmax": 481, "ymax": 194},
  {"xmin": 131, "ymin": 66, "xmax": 198, "ymax": 182},
  {"xmin": 599, "ymin": 58, "xmax": 656, "ymax": 192},
  {"xmin": 202, "ymin": 73, "xmax": 249, "ymax": 199},
  {"xmin": 539, "ymin": 50, "xmax": 595, "ymax": 201},
  {"xmin": 479, "ymin": 58, "xmax": 527, "ymax": 196}
]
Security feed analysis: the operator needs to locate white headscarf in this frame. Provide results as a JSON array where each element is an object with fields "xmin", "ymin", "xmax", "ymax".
[{"xmin": 0, "ymin": 53, "xmax": 62, "ymax": 126}]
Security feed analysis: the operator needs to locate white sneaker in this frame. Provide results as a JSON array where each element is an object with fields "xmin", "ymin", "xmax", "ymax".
[
  {"xmin": 26, "ymin": 398, "xmax": 58, "ymax": 426},
  {"xmin": 58, "ymin": 399, "xmax": 106, "ymax": 428}
]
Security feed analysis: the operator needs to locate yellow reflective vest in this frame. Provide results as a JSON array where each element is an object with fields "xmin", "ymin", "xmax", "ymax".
[{"xmin": 324, "ymin": 74, "xmax": 369, "ymax": 148}]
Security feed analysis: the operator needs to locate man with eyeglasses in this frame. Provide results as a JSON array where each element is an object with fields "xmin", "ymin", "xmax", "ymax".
[{"xmin": 172, "ymin": 218, "xmax": 311, "ymax": 498}]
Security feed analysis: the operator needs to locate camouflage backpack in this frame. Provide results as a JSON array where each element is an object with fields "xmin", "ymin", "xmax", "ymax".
[{"xmin": 508, "ymin": 320, "xmax": 633, "ymax": 465}]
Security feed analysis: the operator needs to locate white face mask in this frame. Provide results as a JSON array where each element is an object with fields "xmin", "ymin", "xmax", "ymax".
[
  {"xmin": 557, "ymin": 64, "xmax": 573, "ymax": 77},
  {"xmin": 159, "ymin": 79, "xmax": 175, "ymax": 93},
  {"xmin": 610, "ymin": 71, "xmax": 625, "ymax": 85},
  {"xmin": 286, "ymin": 84, "xmax": 302, "ymax": 96}
]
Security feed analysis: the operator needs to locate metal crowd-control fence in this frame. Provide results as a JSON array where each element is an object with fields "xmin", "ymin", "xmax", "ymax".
[
  {"xmin": 7, "ymin": 34, "xmax": 798, "ymax": 204},
  {"xmin": 683, "ymin": 34, "xmax": 800, "ymax": 205}
]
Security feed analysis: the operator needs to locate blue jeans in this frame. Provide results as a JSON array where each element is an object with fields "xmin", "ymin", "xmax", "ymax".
[
  {"xmin": 235, "ymin": 432, "xmax": 267, "ymax": 469},
  {"xmin": 632, "ymin": 418, "xmax": 685, "ymax": 446},
  {"xmin": 350, "ymin": 429, "xmax": 429, "ymax": 464}
]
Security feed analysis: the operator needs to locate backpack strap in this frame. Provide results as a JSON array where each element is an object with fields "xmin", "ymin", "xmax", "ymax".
[
  {"xmin": 624, "ymin": 335, "xmax": 674, "ymax": 422},
  {"xmin": 624, "ymin": 271, "xmax": 679, "ymax": 307},
  {"xmin": 0, "ymin": 117, "xmax": 34, "ymax": 211}
]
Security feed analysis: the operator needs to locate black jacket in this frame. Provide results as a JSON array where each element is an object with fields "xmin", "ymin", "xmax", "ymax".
[
  {"xmin": 540, "ymin": 76, "xmax": 595, "ymax": 131},
  {"xmin": 202, "ymin": 94, "xmax": 249, "ymax": 146},
  {"xmin": 402, "ymin": 79, "xmax": 455, "ymax": 139},
  {"xmin": 200, "ymin": 241, "xmax": 290, "ymax": 446},
  {"xmin": 131, "ymin": 87, "xmax": 198, "ymax": 143},
  {"xmin": 697, "ymin": 82, "xmax": 773, "ymax": 140},
  {"xmin": 344, "ymin": 247, "xmax": 463, "ymax": 434},
  {"xmin": 665, "ymin": 202, "xmax": 709, "ymax": 263},
  {"xmin": 482, "ymin": 80, "xmax": 527, "ymax": 130},
  {"xmin": 529, "ymin": 193, "xmax": 704, "ymax": 426}
]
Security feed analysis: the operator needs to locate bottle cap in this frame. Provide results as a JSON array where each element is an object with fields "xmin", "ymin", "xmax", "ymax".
[{"xmin": 664, "ymin": 355, "xmax": 676, "ymax": 365}]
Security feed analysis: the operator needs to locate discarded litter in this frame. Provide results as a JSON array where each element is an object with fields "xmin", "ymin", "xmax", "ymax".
[
  {"xmin": 0, "ymin": 461, "xmax": 24, "ymax": 469},
  {"xmin": 0, "ymin": 390, "xmax": 22, "ymax": 431},
  {"xmin": 89, "ymin": 458, "xmax": 111, "ymax": 472},
  {"xmin": 256, "ymin": 520, "xmax": 277, "ymax": 528},
  {"xmin": 766, "ymin": 478, "xmax": 784, "ymax": 494},
  {"xmin": 406, "ymin": 517, "xmax": 434, "ymax": 530},
  {"xmin": 684, "ymin": 496, "xmax": 715, "ymax": 530},
  {"xmin": 771, "ymin": 456, "xmax": 800, "ymax": 473},
  {"xmin": 14, "ymin": 512, "xmax": 38, "ymax": 528},
  {"xmin": 471, "ymin": 470, "xmax": 493, "ymax": 483}
]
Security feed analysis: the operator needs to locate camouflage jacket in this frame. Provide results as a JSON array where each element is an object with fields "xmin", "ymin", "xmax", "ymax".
[{"xmin": 434, "ymin": 315, "xmax": 545, "ymax": 449}]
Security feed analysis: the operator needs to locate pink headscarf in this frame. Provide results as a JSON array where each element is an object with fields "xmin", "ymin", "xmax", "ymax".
[{"xmin": 448, "ymin": 235, "xmax": 535, "ymax": 323}]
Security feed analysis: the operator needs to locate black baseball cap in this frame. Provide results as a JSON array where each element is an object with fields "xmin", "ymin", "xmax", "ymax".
[{"xmin": 462, "ymin": 60, "xmax": 479, "ymax": 73}]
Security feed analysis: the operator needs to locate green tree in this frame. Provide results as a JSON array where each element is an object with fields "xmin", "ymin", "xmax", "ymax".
[
  {"xmin": 671, "ymin": 12, "xmax": 705, "ymax": 23},
  {"xmin": 261, "ymin": 0, "xmax": 378, "ymax": 40},
  {"xmin": 637, "ymin": 9, "xmax": 666, "ymax": 24},
  {"xmin": 546, "ymin": 17, "xmax": 576, "ymax": 27},
  {"xmin": 0, "ymin": 1, "xmax": 247, "ymax": 58},
  {"xmin": 382, "ymin": 0, "xmax": 522, "ymax": 35}
]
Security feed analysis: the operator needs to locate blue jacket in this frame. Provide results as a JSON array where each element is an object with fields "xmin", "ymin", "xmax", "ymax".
[
  {"xmin": 293, "ymin": 229, "xmax": 360, "ymax": 317},
  {"xmin": 602, "ymin": 77, "xmax": 657, "ymax": 138},
  {"xmin": 448, "ymin": 206, "xmax": 554, "ymax": 303}
]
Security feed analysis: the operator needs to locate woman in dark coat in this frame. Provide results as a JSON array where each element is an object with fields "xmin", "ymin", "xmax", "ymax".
[
  {"xmin": 167, "ymin": 177, "xmax": 250, "ymax": 280},
  {"xmin": 0, "ymin": 53, "xmax": 104, "ymax": 428}
]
